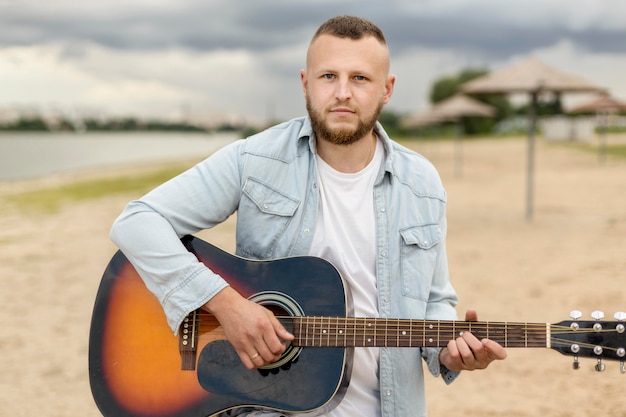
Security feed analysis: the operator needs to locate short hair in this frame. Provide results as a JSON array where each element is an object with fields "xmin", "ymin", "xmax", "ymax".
[{"xmin": 311, "ymin": 15, "xmax": 387, "ymax": 45}]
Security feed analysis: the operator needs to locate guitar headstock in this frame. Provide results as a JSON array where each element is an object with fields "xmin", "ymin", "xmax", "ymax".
[{"xmin": 550, "ymin": 311, "xmax": 626, "ymax": 373}]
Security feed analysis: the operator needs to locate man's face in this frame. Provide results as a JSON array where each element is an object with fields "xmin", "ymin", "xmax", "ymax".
[{"xmin": 301, "ymin": 34, "xmax": 395, "ymax": 145}]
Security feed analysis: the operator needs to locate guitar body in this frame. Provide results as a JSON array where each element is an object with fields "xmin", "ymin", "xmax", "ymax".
[{"xmin": 89, "ymin": 236, "xmax": 352, "ymax": 417}]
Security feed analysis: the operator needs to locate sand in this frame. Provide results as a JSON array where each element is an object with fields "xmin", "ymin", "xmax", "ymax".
[{"xmin": 0, "ymin": 134, "xmax": 624, "ymax": 417}]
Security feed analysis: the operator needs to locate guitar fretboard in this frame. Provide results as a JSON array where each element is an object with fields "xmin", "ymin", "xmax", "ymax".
[{"xmin": 288, "ymin": 317, "xmax": 549, "ymax": 348}]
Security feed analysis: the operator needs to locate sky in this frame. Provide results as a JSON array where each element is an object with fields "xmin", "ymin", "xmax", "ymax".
[{"xmin": 1, "ymin": 0, "xmax": 626, "ymax": 125}]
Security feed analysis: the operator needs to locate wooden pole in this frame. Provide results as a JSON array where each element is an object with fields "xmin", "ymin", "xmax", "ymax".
[{"xmin": 526, "ymin": 91, "xmax": 539, "ymax": 221}]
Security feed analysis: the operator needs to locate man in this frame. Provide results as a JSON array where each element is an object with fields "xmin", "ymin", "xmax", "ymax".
[{"xmin": 111, "ymin": 15, "xmax": 506, "ymax": 417}]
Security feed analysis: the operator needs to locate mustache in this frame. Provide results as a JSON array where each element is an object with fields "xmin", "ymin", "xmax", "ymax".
[{"xmin": 328, "ymin": 101, "xmax": 358, "ymax": 112}]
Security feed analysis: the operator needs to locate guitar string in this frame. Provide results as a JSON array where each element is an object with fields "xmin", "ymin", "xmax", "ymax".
[
  {"xmin": 190, "ymin": 314, "xmax": 619, "ymax": 350},
  {"xmin": 192, "ymin": 312, "xmax": 617, "ymax": 335}
]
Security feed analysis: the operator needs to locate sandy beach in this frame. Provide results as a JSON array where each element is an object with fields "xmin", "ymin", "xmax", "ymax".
[{"xmin": 0, "ymin": 134, "xmax": 624, "ymax": 417}]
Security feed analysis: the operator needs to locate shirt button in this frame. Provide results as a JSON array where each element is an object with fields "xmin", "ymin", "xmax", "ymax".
[
  {"xmin": 381, "ymin": 250, "xmax": 388, "ymax": 257},
  {"xmin": 385, "ymin": 390, "xmax": 392, "ymax": 396},
  {"xmin": 380, "ymin": 207, "xmax": 386, "ymax": 213},
  {"xmin": 303, "ymin": 228, "xmax": 310, "ymax": 234}
]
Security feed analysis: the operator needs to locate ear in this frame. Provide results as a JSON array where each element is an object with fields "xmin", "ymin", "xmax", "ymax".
[
  {"xmin": 383, "ymin": 75, "xmax": 396, "ymax": 104},
  {"xmin": 383, "ymin": 74, "xmax": 396, "ymax": 104},
  {"xmin": 300, "ymin": 69, "xmax": 308, "ymax": 96}
]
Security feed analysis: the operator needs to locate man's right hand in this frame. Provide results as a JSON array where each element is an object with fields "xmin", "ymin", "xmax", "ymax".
[{"xmin": 202, "ymin": 286, "xmax": 294, "ymax": 369}]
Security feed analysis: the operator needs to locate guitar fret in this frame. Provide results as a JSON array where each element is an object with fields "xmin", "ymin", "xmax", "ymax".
[
  {"xmin": 383, "ymin": 318, "xmax": 389, "ymax": 347},
  {"xmin": 524, "ymin": 324, "xmax": 528, "ymax": 348},
  {"xmin": 450, "ymin": 321, "xmax": 462, "ymax": 340},
  {"xmin": 395, "ymin": 319, "xmax": 399, "ymax": 347},
  {"xmin": 324, "ymin": 317, "xmax": 329, "ymax": 347},
  {"xmin": 502, "ymin": 322, "xmax": 509, "ymax": 346}
]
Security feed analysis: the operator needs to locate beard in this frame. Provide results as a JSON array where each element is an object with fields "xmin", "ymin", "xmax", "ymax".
[{"xmin": 306, "ymin": 95, "xmax": 383, "ymax": 146}]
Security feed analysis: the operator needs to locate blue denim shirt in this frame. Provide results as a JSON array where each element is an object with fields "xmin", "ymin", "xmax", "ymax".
[{"xmin": 110, "ymin": 116, "xmax": 459, "ymax": 417}]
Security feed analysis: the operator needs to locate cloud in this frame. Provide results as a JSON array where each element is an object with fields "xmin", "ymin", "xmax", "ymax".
[
  {"xmin": 1, "ymin": 0, "xmax": 626, "ymax": 120},
  {"xmin": 5, "ymin": 0, "xmax": 626, "ymax": 56}
]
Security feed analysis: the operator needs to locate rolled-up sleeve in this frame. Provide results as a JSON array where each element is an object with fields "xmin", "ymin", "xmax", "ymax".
[{"xmin": 110, "ymin": 141, "xmax": 243, "ymax": 333}]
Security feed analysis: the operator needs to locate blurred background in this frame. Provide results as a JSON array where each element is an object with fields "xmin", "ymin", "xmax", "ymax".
[{"xmin": 1, "ymin": 0, "xmax": 625, "ymax": 133}]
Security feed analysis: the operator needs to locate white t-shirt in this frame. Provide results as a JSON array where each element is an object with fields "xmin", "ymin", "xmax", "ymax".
[{"xmin": 302, "ymin": 138, "xmax": 384, "ymax": 417}]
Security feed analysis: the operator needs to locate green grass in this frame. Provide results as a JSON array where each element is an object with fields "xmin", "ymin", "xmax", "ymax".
[
  {"xmin": 2, "ymin": 162, "xmax": 192, "ymax": 214},
  {"xmin": 606, "ymin": 143, "xmax": 626, "ymax": 158},
  {"xmin": 564, "ymin": 142, "xmax": 626, "ymax": 159}
]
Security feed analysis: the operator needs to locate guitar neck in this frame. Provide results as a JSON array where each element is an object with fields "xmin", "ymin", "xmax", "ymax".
[{"xmin": 291, "ymin": 317, "xmax": 549, "ymax": 349}]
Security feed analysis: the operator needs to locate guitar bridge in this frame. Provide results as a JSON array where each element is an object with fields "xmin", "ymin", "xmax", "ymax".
[{"xmin": 179, "ymin": 310, "xmax": 200, "ymax": 370}]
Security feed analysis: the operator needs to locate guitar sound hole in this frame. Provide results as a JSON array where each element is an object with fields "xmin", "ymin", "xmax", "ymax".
[{"xmin": 248, "ymin": 291, "xmax": 304, "ymax": 372}]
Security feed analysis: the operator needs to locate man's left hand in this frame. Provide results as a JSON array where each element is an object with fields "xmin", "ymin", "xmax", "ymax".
[{"xmin": 438, "ymin": 309, "xmax": 507, "ymax": 371}]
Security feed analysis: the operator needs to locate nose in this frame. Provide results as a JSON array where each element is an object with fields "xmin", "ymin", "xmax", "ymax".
[{"xmin": 334, "ymin": 77, "xmax": 352, "ymax": 101}]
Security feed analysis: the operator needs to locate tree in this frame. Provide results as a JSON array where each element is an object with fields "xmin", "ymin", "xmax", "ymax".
[{"xmin": 429, "ymin": 69, "xmax": 488, "ymax": 104}]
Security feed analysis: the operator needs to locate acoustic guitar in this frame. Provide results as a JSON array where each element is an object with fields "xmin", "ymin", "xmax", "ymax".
[{"xmin": 89, "ymin": 235, "xmax": 626, "ymax": 417}]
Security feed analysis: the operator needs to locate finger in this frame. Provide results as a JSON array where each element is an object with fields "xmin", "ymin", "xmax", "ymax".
[
  {"xmin": 272, "ymin": 316, "xmax": 295, "ymax": 342},
  {"xmin": 236, "ymin": 348, "xmax": 257, "ymax": 370},
  {"xmin": 255, "ymin": 339, "xmax": 283, "ymax": 364},
  {"xmin": 455, "ymin": 336, "xmax": 476, "ymax": 368},
  {"xmin": 462, "ymin": 332, "xmax": 489, "ymax": 365},
  {"xmin": 445, "ymin": 338, "xmax": 460, "ymax": 361},
  {"xmin": 251, "ymin": 319, "xmax": 289, "ymax": 362},
  {"xmin": 481, "ymin": 338, "xmax": 508, "ymax": 360},
  {"xmin": 267, "ymin": 316, "xmax": 294, "ymax": 354},
  {"xmin": 464, "ymin": 309, "xmax": 478, "ymax": 321}
]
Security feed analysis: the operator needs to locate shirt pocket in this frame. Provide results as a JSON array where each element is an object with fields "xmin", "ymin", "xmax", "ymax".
[
  {"xmin": 237, "ymin": 177, "xmax": 300, "ymax": 258},
  {"xmin": 399, "ymin": 224, "xmax": 442, "ymax": 300}
]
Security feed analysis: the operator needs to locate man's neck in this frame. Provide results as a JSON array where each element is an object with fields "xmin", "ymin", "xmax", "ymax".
[{"xmin": 316, "ymin": 131, "xmax": 377, "ymax": 173}]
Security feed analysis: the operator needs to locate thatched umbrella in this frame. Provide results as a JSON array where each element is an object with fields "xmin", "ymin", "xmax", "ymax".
[
  {"xmin": 460, "ymin": 57, "xmax": 605, "ymax": 220},
  {"xmin": 403, "ymin": 94, "xmax": 496, "ymax": 127},
  {"xmin": 570, "ymin": 93, "xmax": 626, "ymax": 163},
  {"xmin": 403, "ymin": 95, "xmax": 495, "ymax": 177},
  {"xmin": 570, "ymin": 94, "xmax": 626, "ymax": 114}
]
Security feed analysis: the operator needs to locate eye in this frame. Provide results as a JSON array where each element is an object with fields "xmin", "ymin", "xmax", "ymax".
[
  {"xmin": 322, "ymin": 74, "xmax": 335, "ymax": 80},
  {"xmin": 354, "ymin": 75, "xmax": 367, "ymax": 81}
]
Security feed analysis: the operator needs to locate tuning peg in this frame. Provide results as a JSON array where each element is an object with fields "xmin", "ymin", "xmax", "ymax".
[
  {"xmin": 569, "ymin": 310, "xmax": 582, "ymax": 330},
  {"xmin": 618, "ymin": 348, "xmax": 626, "ymax": 374},
  {"xmin": 591, "ymin": 310, "xmax": 605, "ymax": 320},
  {"xmin": 572, "ymin": 357, "xmax": 581, "ymax": 370},
  {"xmin": 615, "ymin": 312, "xmax": 626, "ymax": 321},
  {"xmin": 595, "ymin": 358, "xmax": 606, "ymax": 372},
  {"xmin": 591, "ymin": 311, "xmax": 605, "ymax": 332},
  {"xmin": 569, "ymin": 310, "xmax": 582, "ymax": 320}
]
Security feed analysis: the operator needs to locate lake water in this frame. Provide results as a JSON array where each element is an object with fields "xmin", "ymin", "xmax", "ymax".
[{"xmin": 0, "ymin": 131, "xmax": 237, "ymax": 181}]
